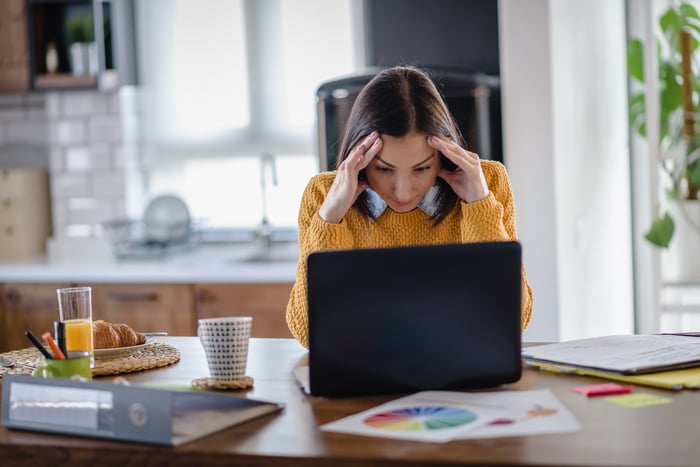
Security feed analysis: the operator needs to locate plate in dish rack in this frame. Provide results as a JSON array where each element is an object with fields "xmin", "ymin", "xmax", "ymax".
[{"xmin": 94, "ymin": 336, "xmax": 155, "ymax": 359}]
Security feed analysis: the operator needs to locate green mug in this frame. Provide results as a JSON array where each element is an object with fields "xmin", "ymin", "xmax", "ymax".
[{"xmin": 32, "ymin": 351, "xmax": 92, "ymax": 381}]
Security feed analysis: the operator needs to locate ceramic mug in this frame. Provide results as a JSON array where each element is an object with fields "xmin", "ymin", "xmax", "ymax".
[
  {"xmin": 32, "ymin": 351, "xmax": 92, "ymax": 381},
  {"xmin": 198, "ymin": 317, "xmax": 253, "ymax": 381}
]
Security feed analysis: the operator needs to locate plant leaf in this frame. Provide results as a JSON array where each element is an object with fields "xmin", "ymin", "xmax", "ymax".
[
  {"xmin": 645, "ymin": 212, "xmax": 675, "ymax": 248},
  {"xmin": 627, "ymin": 38, "xmax": 645, "ymax": 82},
  {"xmin": 660, "ymin": 63, "xmax": 681, "ymax": 116},
  {"xmin": 688, "ymin": 158, "xmax": 700, "ymax": 188},
  {"xmin": 629, "ymin": 93, "xmax": 646, "ymax": 136},
  {"xmin": 660, "ymin": 7, "xmax": 680, "ymax": 38}
]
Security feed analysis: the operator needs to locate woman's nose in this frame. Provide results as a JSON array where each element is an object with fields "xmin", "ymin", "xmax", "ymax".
[{"xmin": 393, "ymin": 176, "xmax": 413, "ymax": 200}]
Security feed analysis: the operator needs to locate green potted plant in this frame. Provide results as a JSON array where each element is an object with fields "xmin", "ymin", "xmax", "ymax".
[
  {"xmin": 628, "ymin": 2, "xmax": 700, "ymax": 250},
  {"xmin": 65, "ymin": 13, "xmax": 95, "ymax": 76},
  {"xmin": 66, "ymin": 13, "xmax": 94, "ymax": 44}
]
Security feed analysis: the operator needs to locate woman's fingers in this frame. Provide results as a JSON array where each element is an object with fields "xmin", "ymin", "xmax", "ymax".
[
  {"xmin": 428, "ymin": 135, "xmax": 479, "ymax": 168},
  {"xmin": 428, "ymin": 135, "xmax": 489, "ymax": 203},
  {"xmin": 319, "ymin": 132, "xmax": 382, "ymax": 224},
  {"xmin": 349, "ymin": 131, "xmax": 382, "ymax": 169}
]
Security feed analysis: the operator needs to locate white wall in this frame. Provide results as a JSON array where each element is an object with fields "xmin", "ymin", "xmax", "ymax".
[{"xmin": 499, "ymin": 0, "xmax": 634, "ymax": 341}]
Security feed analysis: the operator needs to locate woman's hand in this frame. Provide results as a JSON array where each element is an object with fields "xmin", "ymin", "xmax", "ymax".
[
  {"xmin": 319, "ymin": 132, "xmax": 383, "ymax": 224},
  {"xmin": 428, "ymin": 135, "xmax": 489, "ymax": 203}
]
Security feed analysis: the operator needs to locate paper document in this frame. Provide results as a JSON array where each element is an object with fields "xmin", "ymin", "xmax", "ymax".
[
  {"xmin": 522, "ymin": 334, "xmax": 700, "ymax": 374},
  {"xmin": 320, "ymin": 389, "xmax": 580, "ymax": 443},
  {"xmin": 526, "ymin": 359, "xmax": 700, "ymax": 390}
]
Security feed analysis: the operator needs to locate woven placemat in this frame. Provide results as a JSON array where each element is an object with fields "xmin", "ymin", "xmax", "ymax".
[
  {"xmin": 0, "ymin": 342, "xmax": 180, "ymax": 378},
  {"xmin": 191, "ymin": 376, "xmax": 254, "ymax": 391}
]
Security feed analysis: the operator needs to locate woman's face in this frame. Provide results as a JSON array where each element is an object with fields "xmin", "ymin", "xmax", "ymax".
[{"xmin": 365, "ymin": 131, "xmax": 440, "ymax": 213}]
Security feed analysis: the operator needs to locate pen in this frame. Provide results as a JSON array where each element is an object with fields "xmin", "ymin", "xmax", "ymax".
[
  {"xmin": 25, "ymin": 329, "xmax": 54, "ymax": 359},
  {"xmin": 42, "ymin": 331, "xmax": 66, "ymax": 360},
  {"xmin": 54, "ymin": 321, "xmax": 67, "ymax": 357}
]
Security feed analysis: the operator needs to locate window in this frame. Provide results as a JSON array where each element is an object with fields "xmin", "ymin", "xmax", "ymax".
[{"xmin": 136, "ymin": 0, "xmax": 364, "ymax": 228}]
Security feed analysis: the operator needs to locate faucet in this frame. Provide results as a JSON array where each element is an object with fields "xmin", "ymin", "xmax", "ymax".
[{"xmin": 258, "ymin": 153, "xmax": 278, "ymax": 250}]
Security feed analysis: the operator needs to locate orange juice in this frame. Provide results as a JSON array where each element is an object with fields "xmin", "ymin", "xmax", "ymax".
[{"xmin": 64, "ymin": 318, "xmax": 94, "ymax": 353}]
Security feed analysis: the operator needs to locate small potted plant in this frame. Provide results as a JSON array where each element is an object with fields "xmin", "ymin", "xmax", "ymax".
[
  {"xmin": 65, "ymin": 13, "xmax": 95, "ymax": 76},
  {"xmin": 628, "ymin": 2, "xmax": 700, "ymax": 281}
]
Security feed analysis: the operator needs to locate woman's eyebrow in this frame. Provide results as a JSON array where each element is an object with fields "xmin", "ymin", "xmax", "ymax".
[
  {"xmin": 375, "ymin": 153, "xmax": 435, "ymax": 169},
  {"xmin": 411, "ymin": 154, "xmax": 435, "ymax": 168}
]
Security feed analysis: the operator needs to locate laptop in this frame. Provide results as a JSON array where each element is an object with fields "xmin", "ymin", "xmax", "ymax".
[{"xmin": 306, "ymin": 241, "xmax": 523, "ymax": 397}]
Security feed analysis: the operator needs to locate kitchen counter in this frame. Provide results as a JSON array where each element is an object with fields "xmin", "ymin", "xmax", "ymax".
[{"xmin": 0, "ymin": 243, "xmax": 298, "ymax": 284}]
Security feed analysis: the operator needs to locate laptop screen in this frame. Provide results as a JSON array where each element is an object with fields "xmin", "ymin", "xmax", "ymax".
[{"xmin": 307, "ymin": 241, "xmax": 522, "ymax": 397}]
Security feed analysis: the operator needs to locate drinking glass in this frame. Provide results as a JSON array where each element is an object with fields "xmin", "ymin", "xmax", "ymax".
[{"xmin": 57, "ymin": 287, "xmax": 94, "ymax": 366}]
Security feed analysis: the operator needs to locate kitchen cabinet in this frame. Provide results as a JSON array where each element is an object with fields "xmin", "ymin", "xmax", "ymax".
[
  {"xmin": 0, "ymin": 0, "xmax": 31, "ymax": 93},
  {"xmin": 0, "ymin": 169, "xmax": 51, "ymax": 259},
  {"xmin": 194, "ymin": 283, "xmax": 294, "ymax": 338},
  {"xmin": 89, "ymin": 283, "xmax": 196, "ymax": 336},
  {"xmin": 0, "ymin": 282, "xmax": 71, "ymax": 353},
  {"xmin": 0, "ymin": 0, "xmax": 137, "ymax": 94},
  {"xmin": 0, "ymin": 282, "xmax": 195, "ymax": 353},
  {"xmin": 0, "ymin": 281, "xmax": 294, "ymax": 353}
]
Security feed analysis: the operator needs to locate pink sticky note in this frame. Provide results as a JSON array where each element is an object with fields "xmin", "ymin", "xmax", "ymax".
[{"xmin": 571, "ymin": 383, "xmax": 633, "ymax": 397}]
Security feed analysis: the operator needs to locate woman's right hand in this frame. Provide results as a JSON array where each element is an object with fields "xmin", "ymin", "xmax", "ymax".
[{"xmin": 319, "ymin": 131, "xmax": 383, "ymax": 224}]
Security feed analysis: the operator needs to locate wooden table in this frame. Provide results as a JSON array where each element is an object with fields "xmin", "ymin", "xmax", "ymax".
[{"xmin": 1, "ymin": 336, "xmax": 699, "ymax": 466}]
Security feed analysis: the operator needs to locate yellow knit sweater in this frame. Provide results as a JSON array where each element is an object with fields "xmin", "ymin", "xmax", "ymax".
[{"xmin": 285, "ymin": 160, "xmax": 533, "ymax": 348}]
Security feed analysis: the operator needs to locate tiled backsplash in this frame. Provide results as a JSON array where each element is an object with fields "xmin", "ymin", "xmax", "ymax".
[{"xmin": 0, "ymin": 88, "xmax": 143, "ymax": 257}]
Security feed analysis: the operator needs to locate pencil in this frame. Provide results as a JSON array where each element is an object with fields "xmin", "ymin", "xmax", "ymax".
[
  {"xmin": 42, "ymin": 331, "xmax": 66, "ymax": 360},
  {"xmin": 25, "ymin": 330, "xmax": 54, "ymax": 359}
]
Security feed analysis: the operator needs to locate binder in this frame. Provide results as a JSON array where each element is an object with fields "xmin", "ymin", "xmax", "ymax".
[{"xmin": 1, "ymin": 375, "xmax": 284, "ymax": 445}]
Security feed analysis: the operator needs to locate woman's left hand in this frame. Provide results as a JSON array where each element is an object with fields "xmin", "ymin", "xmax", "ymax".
[{"xmin": 428, "ymin": 135, "xmax": 489, "ymax": 203}]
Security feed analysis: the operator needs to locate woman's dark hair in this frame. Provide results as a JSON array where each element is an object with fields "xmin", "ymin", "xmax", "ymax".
[{"xmin": 335, "ymin": 65, "xmax": 463, "ymax": 224}]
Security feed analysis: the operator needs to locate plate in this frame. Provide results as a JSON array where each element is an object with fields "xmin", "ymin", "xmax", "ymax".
[
  {"xmin": 143, "ymin": 194, "xmax": 191, "ymax": 243},
  {"xmin": 94, "ymin": 336, "xmax": 155, "ymax": 359}
]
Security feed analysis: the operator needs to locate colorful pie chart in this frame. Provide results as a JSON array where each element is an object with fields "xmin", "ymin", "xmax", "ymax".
[{"xmin": 364, "ymin": 406, "xmax": 477, "ymax": 431}]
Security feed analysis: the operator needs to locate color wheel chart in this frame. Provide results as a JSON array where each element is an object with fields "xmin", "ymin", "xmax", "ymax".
[{"xmin": 364, "ymin": 406, "xmax": 477, "ymax": 431}]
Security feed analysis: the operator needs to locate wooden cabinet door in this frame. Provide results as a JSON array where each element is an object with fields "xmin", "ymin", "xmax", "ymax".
[
  {"xmin": 0, "ymin": 0, "xmax": 30, "ymax": 93},
  {"xmin": 89, "ymin": 284, "xmax": 196, "ymax": 336},
  {"xmin": 194, "ymin": 283, "xmax": 293, "ymax": 338},
  {"xmin": 0, "ymin": 282, "xmax": 72, "ymax": 352}
]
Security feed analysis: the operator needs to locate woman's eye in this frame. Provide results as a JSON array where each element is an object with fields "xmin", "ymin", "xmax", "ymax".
[
  {"xmin": 414, "ymin": 166, "xmax": 430, "ymax": 173},
  {"xmin": 377, "ymin": 166, "xmax": 393, "ymax": 173}
]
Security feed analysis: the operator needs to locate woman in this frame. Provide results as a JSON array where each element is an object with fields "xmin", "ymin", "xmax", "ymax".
[{"xmin": 286, "ymin": 65, "xmax": 532, "ymax": 348}]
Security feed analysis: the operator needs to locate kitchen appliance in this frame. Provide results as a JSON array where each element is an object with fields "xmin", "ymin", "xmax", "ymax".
[{"xmin": 315, "ymin": 68, "xmax": 502, "ymax": 171}]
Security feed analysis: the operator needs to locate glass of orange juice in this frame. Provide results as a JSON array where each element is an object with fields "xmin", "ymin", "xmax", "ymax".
[{"xmin": 57, "ymin": 287, "xmax": 94, "ymax": 367}]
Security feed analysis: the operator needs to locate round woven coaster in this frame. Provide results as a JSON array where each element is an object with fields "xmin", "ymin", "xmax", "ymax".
[
  {"xmin": 192, "ymin": 376, "xmax": 254, "ymax": 390},
  {"xmin": 0, "ymin": 342, "xmax": 180, "ymax": 378}
]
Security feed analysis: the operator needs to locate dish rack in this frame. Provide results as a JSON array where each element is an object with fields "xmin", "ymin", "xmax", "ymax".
[{"xmin": 103, "ymin": 219, "xmax": 201, "ymax": 259}]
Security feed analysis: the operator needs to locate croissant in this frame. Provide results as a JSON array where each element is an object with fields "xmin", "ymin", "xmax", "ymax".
[{"xmin": 93, "ymin": 320, "xmax": 146, "ymax": 349}]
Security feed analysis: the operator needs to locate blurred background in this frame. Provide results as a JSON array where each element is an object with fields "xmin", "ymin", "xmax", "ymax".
[{"xmin": 0, "ymin": 0, "xmax": 695, "ymax": 344}]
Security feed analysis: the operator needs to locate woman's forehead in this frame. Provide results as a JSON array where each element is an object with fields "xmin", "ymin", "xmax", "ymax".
[{"xmin": 376, "ymin": 132, "xmax": 435, "ymax": 166}]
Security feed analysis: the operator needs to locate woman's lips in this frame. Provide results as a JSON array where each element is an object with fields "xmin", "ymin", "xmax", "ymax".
[{"xmin": 389, "ymin": 199, "xmax": 418, "ymax": 212}]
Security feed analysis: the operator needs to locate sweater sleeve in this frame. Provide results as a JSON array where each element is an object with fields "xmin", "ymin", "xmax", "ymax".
[
  {"xmin": 285, "ymin": 173, "xmax": 355, "ymax": 348},
  {"xmin": 461, "ymin": 161, "xmax": 533, "ymax": 331}
]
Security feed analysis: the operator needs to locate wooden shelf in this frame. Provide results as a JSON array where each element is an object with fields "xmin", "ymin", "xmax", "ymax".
[{"xmin": 33, "ymin": 72, "xmax": 96, "ymax": 89}]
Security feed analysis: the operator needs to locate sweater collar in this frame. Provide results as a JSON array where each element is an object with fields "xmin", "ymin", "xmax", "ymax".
[{"xmin": 365, "ymin": 185, "xmax": 440, "ymax": 218}]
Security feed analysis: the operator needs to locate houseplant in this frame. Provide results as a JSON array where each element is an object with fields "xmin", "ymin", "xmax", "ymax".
[
  {"xmin": 65, "ymin": 13, "xmax": 95, "ymax": 76},
  {"xmin": 628, "ymin": 2, "xmax": 700, "ymax": 250}
]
